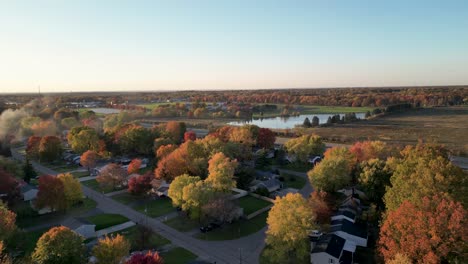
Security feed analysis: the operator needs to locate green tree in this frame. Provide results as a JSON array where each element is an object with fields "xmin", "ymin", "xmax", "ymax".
[
  {"xmin": 182, "ymin": 181, "xmax": 216, "ymax": 221},
  {"xmin": 92, "ymin": 234, "xmax": 130, "ymax": 264},
  {"xmin": 302, "ymin": 117, "xmax": 311, "ymax": 128},
  {"xmin": 265, "ymin": 193, "xmax": 316, "ymax": 263},
  {"xmin": 67, "ymin": 126, "xmax": 100, "ymax": 154},
  {"xmin": 32, "ymin": 226, "xmax": 86, "ymax": 264},
  {"xmin": 205, "ymin": 152, "xmax": 238, "ymax": 192},
  {"xmin": 23, "ymin": 157, "xmax": 37, "ymax": 183},
  {"xmin": 308, "ymin": 156, "xmax": 351, "ymax": 192},
  {"xmin": 357, "ymin": 159, "xmax": 391, "ymax": 208},
  {"xmin": 38, "ymin": 136, "xmax": 62, "ymax": 162},
  {"xmin": 0, "ymin": 201, "xmax": 16, "ymax": 242},
  {"xmin": 167, "ymin": 174, "xmax": 201, "ymax": 208},
  {"xmin": 384, "ymin": 144, "xmax": 467, "ymax": 212},
  {"xmin": 57, "ymin": 173, "xmax": 83, "ymax": 207},
  {"xmin": 311, "ymin": 116, "xmax": 319, "ymax": 126},
  {"xmin": 284, "ymin": 134, "xmax": 326, "ymax": 162}
]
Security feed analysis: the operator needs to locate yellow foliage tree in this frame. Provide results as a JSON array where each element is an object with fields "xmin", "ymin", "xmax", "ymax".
[
  {"xmin": 57, "ymin": 173, "xmax": 83, "ymax": 207},
  {"xmin": 205, "ymin": 152, "xmax": 238, "ymax": 192},
  {"xmin": 92, "ymin": 234, "xmax": 131, "ymax": 264}
]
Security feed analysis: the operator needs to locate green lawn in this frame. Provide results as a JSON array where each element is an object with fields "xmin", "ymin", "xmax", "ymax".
[
  {"xmin": 196, "ymin": 211, "xmax": 269, "ymax": 241},
  {"xmin": 112, "ymin": 192, "xmax": 142, "ymax": 205},
  {"xmin": 86, "ymin": 213, "xmax": 129, "ymax": 230},
  {"xmin": 160, "ymin": 247, "xmax": 197, "ymax": 264},
  {"xmin": 237, "ymin": 195, "xmax": 272, "ymax": 215},
  {"xmin": 282, "ymin": 162, "xmax": 312, "ymax": 173},
  {"xmin": 81, "ymin": 179, "xmax": 124, "ymax": 193},
  {"xmin": 108, "ymin": 225, "xmax": 170, "ymax": 251},
  {"xmin": 135, "ymin": 198, "xmax": 174, "ymax": 218},
  {"xmin": 163, "ymin": 215, "xmax": 200, "ymax": 232},
  {"xmin": 281, "ymin": 173, "xmax": 307, "ymax": 189},
  {"xmin": 72, "ymin": 171, "xmax": 90, "ymax": 178}
]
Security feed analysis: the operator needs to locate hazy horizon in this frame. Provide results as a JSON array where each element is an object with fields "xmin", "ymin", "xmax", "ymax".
[{"xmin": 1, "ymin": 1, "xmax": 468, "ymax": 93}]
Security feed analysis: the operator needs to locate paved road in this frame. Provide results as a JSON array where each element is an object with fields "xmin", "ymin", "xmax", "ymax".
[{"xmin": 11, "ymin": 148, "xmax": 265, "ymax": 264}]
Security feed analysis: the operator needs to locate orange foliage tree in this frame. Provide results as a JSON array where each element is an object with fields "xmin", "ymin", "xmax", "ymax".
[
  {"xmin": 184, "ymin": 131, "xmax": 196, "ymax": 142},
  {"xmin": 308, "ymin": 191, "xmax": 332, "ymax": 225},
  {"xmin": 26, "ymin": 136, "xmax": 42, "ymax": 159},
  {"xmin": 35, "ymin": 175, "xmax": 67, "ymax": 211},
  {"xmin": 379, "ymin": 195, "xmax": 467, "ymax": 264},
  {"xmin": 127, "ymin": 159, "xmax": 142, "ymax": 174},
  {"xmin": 165, "ymin": 121, "xmax": 186, "ymax": 143},
  {"xmin": 80, "ymin": 150, "xmax": 99, "ymax": 172},
  {"xmin": 156, "ymin": 144, "xmax": 177, "ymax": 160}
]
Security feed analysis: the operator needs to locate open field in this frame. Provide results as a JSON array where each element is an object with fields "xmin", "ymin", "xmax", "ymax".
[{"xmin": 295, "ymin": 107, "xmax": 468, "ymax": 155}]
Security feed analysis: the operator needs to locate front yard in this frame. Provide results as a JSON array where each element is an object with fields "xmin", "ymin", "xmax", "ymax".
[
  {"xmin": 163, "ymin": 215, "xmax": 200, "ymax": 232},
  {"xmin": 86, "ymin": 213, "xmax": 129, "ymax": 230},
  {"xmin": 107, "ymin": 225, "xmax": 170, "ymax": 251},
  {"xmin": 237, "ymin": 195, "xmax": 272, "ymax": 215},
  {"xmin": 135, "ymin": 198, "xmax": 174, "ymax": 218},
  {"xmin": 161, "ymin": 247, "xmax": 197, "ymax": 264},
  {"xmin": 280, "ymin": 173, "xmax": 307, "ymax": 189},
  {"xmin": 81, "ymin": 179, "xmax": 125, "ymax": 193}
]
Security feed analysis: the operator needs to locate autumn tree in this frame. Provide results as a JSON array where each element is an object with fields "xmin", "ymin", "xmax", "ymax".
[
  {"xmin": 92, "ymin": 234, "xmax": 130, "ymax": 264},
  {"xmin": 350, "ymin": 140, "xmax": 393, "ymax": 163},
  {"xmin": 26, "ymin": 136, "xmax": 42, "ymax": 159},
  {"xmin": 67, "ymin": 126, "xmax": 100, "ymax": 154},
  {"xmin": 182, "ymin": 181, "xmax": 216, "ymax": 220},
  {"xmin": 61, "ymin": 117, "xmax": 81, "ymax": 130},
  {"xmin": 166, "ymin": 121, "xmax": 186, "ymax": 143},
  {"xmin": 284, "ymin": 134, "xmax": 326, "ymax": 162},
  {"xmin": 126, "ymin": 251, "xmax": 164, "ymax": 264},
  {"xmin": 57, "ymin": 173, "xmax": 83, "ymax": 207},
  {"xmin": 0, "ymin": 169, "xmax": 20, "ymax": 204},
  {"xmin": 323, "ymin": 146, "xmax": 356, "ymax": 174},
  {"xmin": 156, "ymin": 144, "xmax": 177, "ymax": 160},
  {"xmin": 168, "ymin": 174, "xmax": 201, "ymax": 208},
  {"xmin": 205, "ymin": 152, "xmax": 238, "ymax": 192},
  {"xmin": 384, "ymin": 144, "xmax": 467, "ymax": 212},
  {"xmin": 117, "ymin": 125, "xmax": 155, "ymax": 155},
  {"xmin": 35, "ymin": 175, "xmax": 67, "ymax": 211},
  {"xmin": 265, "ymin": 193, "xmax": 316, "ymax": 263},
  {"xmin": 23, "ymin": 157, "xmax": 37, "ymax": 183},
  {"xmin": 202, "ymin": 195, "xmax": 241, "ymax": 223},
  {"xmin": 184, "ymin": 131, "xmax": 197, "ymax": 142},
  {"xmin": 229, "ymin": 126, "xmax": 255, "ymax": 147},
  {"xmin": 128, "ymin": 173, "xmax": 152, "ymax": 195},
  {"xmin": 308, "ymin": 156, "xmax": 351, "ymax": 192},
  {"xmin": 127, "ymin": 158, "xmax": 142, "ymax": 174},
  {"xmin": 257, "ymin": 128, "xmax": 276, "ymax": 149},
  {"xmin": 32, "ymin": 226, "xmax": 86, "ymax": 264},
  {"xmin": 0, "ymin": 241, "xmax": 12, "ymax": 264},
  {"xmin": 31, "ymin": 120, "xmax": 58, "ymax": 137},
  {"xmin": 153, "ymin": 137, "xmax": 174, "ymax": 155},
  {"xmin": 379, "ymin": 195, "xmax": 467, "ymax": 264},
  {"xmin": 0, "ymin": 201, "xmax": 16, "ymax": 242},
  {"xmin": 96, "ymin": 163, "xmax": 127, "ymax": 190},
  {"xmin": 38, "ymin": 136, "xmax": 62, "ymax": 162},
  {"xmin": 80, "ymin": 150, "xmax": 99, "ymax": 172},
  {"xmin": 357, "ymin": 159, "xmax": 391, "ymax": 208},
  {"xmin": 308, "ymin": 191, "xmax": 332, "ymax": 225}
]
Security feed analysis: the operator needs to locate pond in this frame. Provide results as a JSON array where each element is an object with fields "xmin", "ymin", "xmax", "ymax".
[
  {"xmin": 89, "ymin": 108, "xmax": 121, "ymax": 114},
  {"xmin": 228, "ymin": 113, "xmax": 366, "ymax": 129}
]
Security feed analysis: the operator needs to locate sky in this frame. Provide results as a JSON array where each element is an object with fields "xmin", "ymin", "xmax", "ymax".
[{"xmin": 1, "ymin": 0, "xmax": 468, "ymax": 93}]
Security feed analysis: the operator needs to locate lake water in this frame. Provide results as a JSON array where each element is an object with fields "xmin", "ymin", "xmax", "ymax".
[
  {"xmin": 228, "ymin": 113, "xmax": 366, "ymax": 129},
  {"xmin": 89, "ymin": 108, "xmax": 121, "ymax": 114}
]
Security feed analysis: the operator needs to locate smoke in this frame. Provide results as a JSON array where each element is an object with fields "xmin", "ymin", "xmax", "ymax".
[{"xmin": 0, "ymin": 108, "xmax": 30, "ymax": 143}]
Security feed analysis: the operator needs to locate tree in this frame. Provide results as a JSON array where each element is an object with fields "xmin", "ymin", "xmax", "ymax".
[
  {"xmin": 67, "ymin": 126, "xmax": 100, "ymax": 154},
  {"xmin": 357, "ymin": 159, "xmax": 391, "ymax": 208},
  {"xmin": 311, "ymin": 116, "xmax": 319, "ymax": 126},
  {"xmin": 205, "ymin": 152, "xmax": 238, "ymax": 192},
  {"xmin": 126, "ymin": 251, "xmax": 164, "ymax": 264},
  {"xmin": 184, "ymin": 131, "xmax": 197, "ymax": 142},
  {"xmin": 0, "ymin": 200, "xmax": 16, "ymax": 242},
  {"xmin": 308, "ymin": 191, "xmax": 332, "ymax": 225},
  {"xmin": 284, "ymin": 134, "xmax": 326, "ymax": 162},
  {"xmin": 202, "ymin": 195, "xmax": 241, "ymax": 223},
  {"xmin": 307, "ymin": 156, "xmax": 351, "ymax": 192},
  {"xmin": 379, "ymin": 195, "xmax": 467, "ymax": 264},
  {"xmin": 38, "ymin": 136, "xmax": 62, "ymax": 162},
  {"xmin": 386, "ymin": 254, "xmax": 412, "ymax": 264},
  {"xmin": 80, "ymin": 150, "xmax": 99, "ymax": 172},
  {"xmin": 166, "ymin": 121, "xmax": 186, "ymax": 143},
  {"xmin": 128, "ymin": 173, "xmax": 152, "ymax": 195},
  {"xmin": 35, "ymin": 175, "xmax": 67, "ymax": 211},
  {"xmin": 0, "ymin": 169, "xmax": 20, "ymax": 205},
  {"xmin": 127, "ymin": 158, "xmax": 142, "ymax": 174},
  {"xmin": 32, "ymin": 226, "xmax": 86, "ymax": 264},
  {"xmin": 384, "ymin": 144, "xmax": 467, "ymax": 212},
  {"xmin": 323, "ymin": 147, "xmax": 356, "ymax": 174},
  {"xmin": 92, "ymin": 234, "xmax": 130, "ymax": 264},
  {"xmin": 117, "ymin": 125, "xmax": 155, "ymax": 155},
  {"xmin": 23, "ymin": 157, "xmax": 37, "ymax": 183},
  {"xmin": 57, "ymin": 173, "xmax": 83, "ymax": 207},
  {"xmin": 153, "ymin": 137, "xmax": 174, "ymax": 156},
  {"xmin": 257, "ymin": 128, "xmax": 276, "ymax": 149},
  {"xmin": 265, "ymin": 193, "xmax": 316, "ymax": 263},
  {"xmin": 96, "ymin": 163, "xmax": 127, "ymax": 190},
  {"xmin": 31, "ymin": 120, "xmax": 58, "ymax": 137},
  {"xmin": 302, "ymin": 117, "xmax": 311, "ymax": 128},
  {"xmin": 0, "ymin": 241, "xmax": 12, "ymax": 264},
  {"xmin": 26, "ymin": 136, "xmax": 42, "ymax": 159},
  {"xmin": 156, "ymin": 144, "xmax": 177, "ymax": 160},
  {"xmin": 229, "ymin": 126, "xmax": 255, "ymax": 147},
  {"xmin": 168, "ymin": 174, "xmax": 201, "ymax": 208},
  {"xmin": 61, "ymin": 117, "xmax": 81, "ymax": 129},
  {"xmin": 350, "ymin": 140, "xmax": 392, "ymax": 163},
  {"xmin": 182, "ymin": 181, "xmax": 216, "ymax": 220}
]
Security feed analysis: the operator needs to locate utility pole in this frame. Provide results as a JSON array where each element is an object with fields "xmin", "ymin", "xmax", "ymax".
[{"xmin": 239, "ymin": 248, "xmax": 242, "ymax": 264}]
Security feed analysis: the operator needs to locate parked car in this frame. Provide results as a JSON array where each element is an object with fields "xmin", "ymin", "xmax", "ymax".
[{"xmin": 200, "ymin": 225, "xmax": 212, "ymax": 233}]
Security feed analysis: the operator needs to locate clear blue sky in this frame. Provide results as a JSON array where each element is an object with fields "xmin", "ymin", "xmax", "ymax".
[{"xmin": 1, "ymin": 0, "xmax": 467, "ymax": 93}]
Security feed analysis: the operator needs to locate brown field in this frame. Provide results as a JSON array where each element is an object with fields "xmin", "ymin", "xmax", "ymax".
[{"xmin": 293, "ymin": 106, "xmax": 468, "ymax": 155}]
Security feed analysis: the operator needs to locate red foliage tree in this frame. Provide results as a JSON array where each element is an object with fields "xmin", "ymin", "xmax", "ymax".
[
  {"xmin": 127, "ymin": 159, "xmax": 142, "ymax": 175},
  {"xmin": 0, "ymin": 168, "xmax": 20, "ymax": 204},
  {"xmin": 308, "ymin": 191, "xmax": 332, "ymax": 225},
  {"xmin": 211, "ymin": 126, "xmax": 233, "ymax": 142},
  {"xmin": 184, "ymin": 131, "xmax": 196, "ymax": 142},
  {"xmin": 379, "ymin": 195, "xmax": 467, "ymax": 264},
  {"xmin": 35, "ymin": 175, "xmax": 67, "ymax": 211},
  {"xmin": 257, "ymin": 128, "xmax": 276, "ymax": 149},
  {"xmin": 156, "ymin": 144, "xmax": 177, "ymax": 160},
  {"xmin": 165, "ymin": 121, "xmax": 186, "ymax": 143},
  {"xmin": 26, "ymin": 136, "xmax": 42, "ymax": 159},
  {"xmin": 80, "ymin": 150, "xmax": 99, "ymax": 172},
  {"xmin": 128, "ymin": 173, "xmax": 152, "ymax": 195},
  {"xmin": 125, "ymin": 251, "xmax": 164, "ymax": 264}
]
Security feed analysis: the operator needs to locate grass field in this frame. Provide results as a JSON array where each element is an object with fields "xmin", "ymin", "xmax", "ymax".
[
  {"xmin": 72, "ymin": 171, "xmax": 90, "ymax": 178},
  {"xmin": 86, "ymin": 213, "xmax": 129, "ymax": 230},
  {"xmin": 135, "ymin": 198, "xmax": 174, "ymax": 218},
  {"xmin": 281, "ymin": 173, "xmax": 307, "ymax": 189},
  {"xmin": 81, "ymin": 179, "xmax": 125, "ymax": 193},
  {"xmin": 196, "ymin": 211, "xmax": 269, "ymax": 241},
  {"xmin": 108, "ymin": 225, "xmax": 170, "ymax": 251},
  {"xmin": 160, "ymin": 247, "xmax": 197, "ymax": 264},
  {"xmin": 163, "ymin": 215, "xmax": 200, "ymax": 232},
  {"xmin": 294, "ymin": 107, "xmax": 468, "ymax": 155},
  {"xmin": 237, "ymin": 195, "xmax": 272, "ymax": 215},
  {"xmin": 112, "ymin": 192, "xmax": 141, "ymax": 205}
]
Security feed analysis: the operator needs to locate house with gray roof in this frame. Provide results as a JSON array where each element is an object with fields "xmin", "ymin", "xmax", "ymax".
[
  {"xmin": 310, "ymin": 234, "xmax": 354, "ymax": 264},
  {"xmin": 330, "ymin": 219, "xmax": 367, "ymax": 247},
  {"xmin": 21, "ymin": 184, "xmax": 38, "ymax": 201},
  {"xmin": 62, "ymin": 217, "xmax": 96, "ymax": 239}
]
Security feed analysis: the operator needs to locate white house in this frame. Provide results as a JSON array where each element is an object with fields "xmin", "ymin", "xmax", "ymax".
[
  {"xmin": 151, "ymin": 179, "xmax": 170, "ymax": 197},
  {"xmin": 62, "ymin": 217, "xmax": 96, "ymax": 239}
]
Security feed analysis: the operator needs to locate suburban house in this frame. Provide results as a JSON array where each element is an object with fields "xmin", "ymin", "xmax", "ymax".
[
  {"xmin": 250, "ymin": 178, "xmax": 283, "ymax": 193},
  {"xmin": 151, "ymin": 179, "xmax": 170, "ymax": 197},
  {"xmin": 331, "ymin": 210, "xmax": 356, "ymax": 223},
  {"xmin": 330, "ymin": 219, "xmax": 368, "ymax": 247},
  {"xmin": 62, "ymin": 217, "xmax": 96, "ymax": 239},
  {"xmin": 21, "ymin": 184, "xmax": 38, "ymax": 201},
  {"xmin": 310, "ymin": 234, "xmax": 354, "ymax": 264}
]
